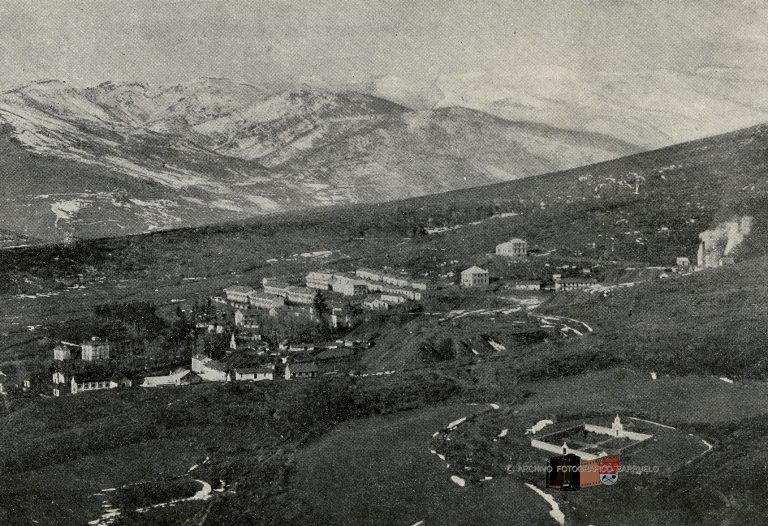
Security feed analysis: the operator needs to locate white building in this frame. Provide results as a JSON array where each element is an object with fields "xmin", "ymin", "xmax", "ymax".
[
  {"xmin": 262, "ymin": 278, "xmax": 291, "ymax": 297},
  {"xmin": 141, "ymin": 367, "xmax": 201, "ymax": 387},
  {"xmin": 227, "ymin": 364, "xmax": 274, "ymax": 382},
  {"xmin": 191, "ymin": 354, "xmax": 229, "ymax": 382},
  {"xmin": 332, "ymin": 276, "xmax": 368, "ymax": 296},
  {"xmin": 363, "ymin": 297, "xmax": 391, "ymax": 310},
  {"xmin": 286, "ymin": 286, "xmax": 318, "ymax": 305},
  {"xmin": 554, "ymin": 277, "xmax": 597, "ymax": 291},
  {"xmin": 284, "ymin": 362, "xmax": 318, "ymax": 380},
  {"xmin": 70, "ymin": 374, "xmax": 131, "ymax": 395},
  {"xmin": 81, "ymin": 337, "xmax": 110, "ymax": 361},
  {"xmin": 496, "ymin": 238, "xmax": 528, "ymax": 257},
  {"xmin": 306, "ymin": 271, "xmax": 336, "ymax": 290},
  {"xmin": 461, "ymin": 266, "xmax": 489, "ymax": 287},
  {"xmin": 53, "ymin": 345, "xmax": 72, "ymax": 361},
  {"xmin": 510, "ymin": 280, "xmax": 542, "ymax": 291},
  {"xmin": 247, "ymin": 291, "xmax": 286, "ymax": 312},
  {"xmin": 224, "ymin": 285, "xmax": 255, "ymax": 304}
]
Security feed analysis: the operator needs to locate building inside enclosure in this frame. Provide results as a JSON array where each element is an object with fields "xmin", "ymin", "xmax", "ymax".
[
  {"xmin": 496, "ymin": 238, "xmax": 528, "ymax": 257},
  {"xmin": 81, "ymin": 337, "xmax": 110, "ymax": 361},
  {"xmin": 461, "ymin": 266, "xmax": 490, "ymax": 287}
]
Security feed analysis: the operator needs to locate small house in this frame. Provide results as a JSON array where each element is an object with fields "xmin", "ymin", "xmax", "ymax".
[{"xmin": 284, "ymin": 362, "xmax": 318, "ymax": 380}]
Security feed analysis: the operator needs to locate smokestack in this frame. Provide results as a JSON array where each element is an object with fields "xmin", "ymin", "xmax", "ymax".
[{"xmin": 697, "ymin": 242, "xmax": 705, "ymax": 268}]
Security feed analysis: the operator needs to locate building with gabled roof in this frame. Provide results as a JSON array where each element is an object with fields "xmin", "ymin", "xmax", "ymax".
[
  {"xmin": 224, "ymin": 285, "xmax": 255, "ymax": 304},
  {"xmin": 284, "ymin": 362, "xmax": 318, "ymax": 380},
  {"xmin": 227, "ymin": 365, "xmax": 274, "ymax": 382},
  {"xmin": 81, "ymin": 337, "xmax": 110, "ymax": 361},
  {"xmin": 191, "ymin": 354, "xmax": 229, "ymax": 382},
  {"xmin": 262, "ymin": 278, "xmax": 291, "ymax": 297},
  {"xmin": 53, "ymin": 345, "xmax": 72, "ymax": 361},
  {"xmin": 461, "ymin": 266, "xmax": 489, "ymax": 287},
  {"xmin": 496, "ymin": 238, "xmax": 528, "ymax": 257},
  {"xmin": 286, "ymin": 286, "xmax": 318, "ymax": 305},
  {"xmin": 141, "ymin": 367, "xmax": 201, "ymax": 388}
]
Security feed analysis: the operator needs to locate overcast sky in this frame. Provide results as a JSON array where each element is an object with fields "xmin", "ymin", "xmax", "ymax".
[
  {"xmin": 1, "ymin": 0, "xmax": 766, "ymax": 146},
  {"xmin": 1, "ymin": 0, "xmax": 765, "ymax": 90}
]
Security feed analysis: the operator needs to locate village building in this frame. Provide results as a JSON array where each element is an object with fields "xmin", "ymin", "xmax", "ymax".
[
  {"xmin": 141, "ymin": 367, "xmax": 201, "ymax": 387},
  {"xmin": 262, "ymin": 278, "xmax": 291, "ymax": 297},
  {"xmin": 379, "ymin": 273, "xmax": 411, "ymax": 288},
  {"xmin": 191, "ymin": 354, "xmax": 229, "ymax": 382},
  {"xmin": 286, "ymin": 286, "xmax": 318, "ymax": 305},
  {"xmin": 676, "ymin": 257, "xmax": 691, "ymax": 269},
  {"xmin": 495, "ymin": 238, "xmax": 528, "ymax": 257},
  {"xmin": 381, "ymin": 285, "xmax": 422, "ymax": 300},
  {"xmin": 330, "ymin": 305, "xmax": 353, "ymax": 329},
  {"xmin": 53, "ymin": 345, "xmax": 72, "ymax": 361},
  {"xmin": 224, "ymin": 285, "xmax": 255, "ymax": 305},
  {"xmin": 234, "ymin": 308, "xmax": 257, "ymax": 328},
  {"xmin": 81, "ymin": 337, "xmax": 110, "ymax": 361},
  {"xmin": 227, "ymin": 365, "xmax": 274, "ymax": 382},
  {"xmin": 364, "ymin": 297, "xmax": 391, "ymax": 310},
  {"xmin": 306, "ymin": 271, "xmax": 336, "ymax": 290},
  {"xmin": 554, "ymin": 277, "xmax": 598, "ymax": 291},
  {"xmin": 510, "ymin": 280, "xmax": 543, "ymax": 291},
  {"xmin": 331, "ymin": 276, "xmax": 368, "ymax": 296},
  {"xmin": 380, "ymin": 293, "xmax": 407, "ymax": 305},
  {"xmin": 355, "ymin": 268, "xmax": 383, "ymax": 282},
  {"xmin": 461, "ymin": 266, "xmax": 490, "ymax": 287},
  {"xmin": 247, "ymin": 291, "xmax": 286, "ymax": 313},
  {"xmin": 70, "ymin": 373, "xmax": 132, "ymax": 395},
  {"xmin": 284, "ymin": 362, "xmax": 318, "ymax": 380}
]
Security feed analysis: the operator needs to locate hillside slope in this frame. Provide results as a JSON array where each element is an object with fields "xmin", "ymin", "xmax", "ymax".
[{"xmin": 0, "ymin": 79, "xmax": 636, "ymax": 242}]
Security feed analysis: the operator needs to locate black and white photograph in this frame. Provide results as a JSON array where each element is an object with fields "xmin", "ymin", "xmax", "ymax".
[{"xmin": 0, "ymin": 1, "xmax": 767, "ymax": 524}]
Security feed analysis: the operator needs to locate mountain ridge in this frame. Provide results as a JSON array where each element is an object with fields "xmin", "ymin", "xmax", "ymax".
[{"xmin": 0, "ymin": 78, "xmax": 639, "ymax": 243}]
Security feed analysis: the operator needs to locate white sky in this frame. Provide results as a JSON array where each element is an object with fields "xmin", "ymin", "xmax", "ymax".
[
  {"xmin": 1, "ymin": 0, "xmax": 766, "ymax": 146},
  {"xmin": 1, "ymin": 0, "xmax": 765, "ymax": 90}
]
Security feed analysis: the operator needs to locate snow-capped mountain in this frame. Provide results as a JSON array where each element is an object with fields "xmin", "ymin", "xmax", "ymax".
[{"xmin": 0, "ymin": 78, "xmax": 638, "ymax": 243}]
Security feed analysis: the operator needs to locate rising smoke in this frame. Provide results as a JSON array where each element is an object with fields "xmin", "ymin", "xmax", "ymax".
[{"xmin": 697, "ymin": 216, "xmax": 753, "ymax": 268}]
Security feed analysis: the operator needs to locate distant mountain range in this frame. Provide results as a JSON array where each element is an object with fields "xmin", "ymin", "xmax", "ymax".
[
  {"xmin": 0, "ymin": 78, "xmax": 637, "ymax": 243},
  {"xmin": 369, "ymin": 68, "xmax": 768, "ymax": 150}
]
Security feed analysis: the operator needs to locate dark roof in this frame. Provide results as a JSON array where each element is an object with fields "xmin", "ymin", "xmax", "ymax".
[
  {"xmin": 289, "ymin": 362, "xmax": 318, "ymax": 373},
  {"xmin": 72, "ymin": 372, "xmax": 112, "ymax": 383},
  {"xmin": 205, "ymin": 360, "xmax": 229, "ymax": 372}
]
